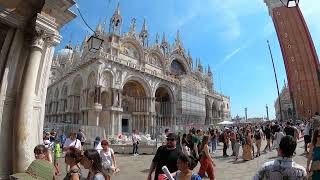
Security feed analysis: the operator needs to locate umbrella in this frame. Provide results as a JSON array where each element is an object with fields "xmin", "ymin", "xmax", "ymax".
[{"xmin": 217, "ymin": 121, "xmax": 234, "ymax": 125}]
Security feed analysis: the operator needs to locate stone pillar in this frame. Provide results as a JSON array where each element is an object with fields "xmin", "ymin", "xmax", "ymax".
[
  {"xmin": 145, "ymin": 115, "xmax": 149, "ymax": 134},
  {"xmin": 94, "ymin": 86, "xmax": 101, "ymax": 104},
  {"xmin": 118, "ymin": 113, "xmax": 122, "ymax": 134},
  {"xmin": 14, "ymin": 28, "xmax": 47, "ymax": 172},
  {"xmin": 118, "ymin": 89, "xmax": 122, "ymax": 107},
  {"xmin": 96, "ymin": 111, "xmax": 100, "ymax": 127},
  {"xmin": 111, "ymin": 112, "xmax": 115, "ymax": 135}
]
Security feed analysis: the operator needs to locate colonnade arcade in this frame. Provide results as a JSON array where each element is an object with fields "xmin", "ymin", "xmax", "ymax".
[
  {"xmin": 45, "ymin": 72, "xmax": 176, "ymax": 135},
  {"xmin": 205, "ymin": 98, "xmax": 224, "ymax": 125}
]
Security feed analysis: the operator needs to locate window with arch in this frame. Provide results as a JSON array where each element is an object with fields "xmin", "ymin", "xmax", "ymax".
[{"xmin": 170, "ymin": 59, "xmax": 186, "ymax": 75}]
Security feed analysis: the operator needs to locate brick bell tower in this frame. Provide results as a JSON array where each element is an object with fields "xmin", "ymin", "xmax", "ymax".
[{"xmin": 264, "ymin": 0, "xmax": 320, "ymax": 119}]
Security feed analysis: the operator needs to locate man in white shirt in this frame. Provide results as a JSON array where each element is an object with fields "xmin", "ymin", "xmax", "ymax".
[
  {"xmin": 63, "ymin": 132, "xmax": 82, "ymax": 172},
  {"xmin": 63, "ymin": 132, "xmax": 82, "ymax": 151}
]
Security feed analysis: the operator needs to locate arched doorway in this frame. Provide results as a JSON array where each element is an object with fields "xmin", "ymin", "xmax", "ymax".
[
  {"xmin": 212, "ymin": 103, "xmax": 219, "ymax": 123},
  {"xmin": 71, "ymin": 75, "xmax": 83, "ymax": 124},
  {"xmin": 122, "ymin": 80, "xmax": 149, "ymax": 133},
  {"xmin": 61, "ymin": 83, "xmax": 68, "ymax": 122},
  {"xmin": 154, "ymin": 86, "xmax": 174, "ymax": 133}
]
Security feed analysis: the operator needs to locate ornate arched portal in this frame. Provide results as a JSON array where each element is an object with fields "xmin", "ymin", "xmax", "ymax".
[
  {"xmin": 155, "ymin": 86, "xmax": 174, "ymax": 129},
  {"xmin": 70, "ymin": 75, "xmax": 83, "ymax": 124},
  {"xmin": 122, "ymin": 80, "xmax": 150, "ymax": 133}
]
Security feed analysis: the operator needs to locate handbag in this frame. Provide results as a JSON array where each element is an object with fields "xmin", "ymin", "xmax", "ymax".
[{"xmin": 311, "ymin": 160, "xmax": 320, "ymax": 171}]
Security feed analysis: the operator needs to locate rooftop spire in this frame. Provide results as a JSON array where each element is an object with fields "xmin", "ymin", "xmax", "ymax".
[
  {"xmin": 114, "ymin": 2, "xmax": 120, "ymax": 16},
  {"xmin": 129, "ymin": 18, "xmax": 137, "ymax": 33},
  {"xmin": 140, "ymin": 18, "xmax": 149, "ymax": 47},
  {"xmin": 155, "ymin": 32, "xmax": 160, "ymax": 44},
  {"xmin": 96, "ymin": 18, "xmax": 102, "ymax": 33},
  {"xmin": 109, "ymin": 2, "xmax": 122, "ymax": 34},
  {"xmin": 208, "ymin": 64, "xmax": 212, "ymax": 77},
  {"xmin": 161, "ymin": 32, "xmax": 168, "ymax": 45},
  {"xmin": 142, "ymin": 18, "xmax": 148, "ymax": 32},
  {"xmin": 175, "ymin": 30, "xmax": 184, "ymax": 54}
]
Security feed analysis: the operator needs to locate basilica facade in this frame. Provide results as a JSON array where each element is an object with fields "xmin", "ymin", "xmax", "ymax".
[{"xmin": 45, "ymin": 5, "xmax": 231, "ymax": 135}]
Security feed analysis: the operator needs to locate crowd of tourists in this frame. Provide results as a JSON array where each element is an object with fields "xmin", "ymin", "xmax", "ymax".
[{"xmin": 9, "ymin": 112, "xmax": 320, "ymax": 180}]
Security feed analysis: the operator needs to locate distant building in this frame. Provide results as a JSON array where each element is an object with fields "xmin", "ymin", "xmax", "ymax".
[{"xmin": 274, "ymin": 83, "xmax": 294, "ymax": 121}]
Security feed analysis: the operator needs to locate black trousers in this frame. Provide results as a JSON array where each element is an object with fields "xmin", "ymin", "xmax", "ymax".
[
  {"xmin": 223, "ymin": 143, "xmax": 228, "ymax": 156},
  {"xmin": 133, "ymin": 143, "xmax": 139, "ymax": 154}
]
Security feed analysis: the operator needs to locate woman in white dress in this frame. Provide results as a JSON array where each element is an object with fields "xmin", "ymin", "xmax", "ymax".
[
  {"xmin": 100, "ymin": 140, "xmax": 119, "ymax": 180},
  {"xmin": 273, "ymin": 126, "xmax": 284, "ymax": 150}
]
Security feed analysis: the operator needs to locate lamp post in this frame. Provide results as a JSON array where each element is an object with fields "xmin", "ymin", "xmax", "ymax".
[
  {"xmin": 87, "ymin": 35, "xmax": 104, "ymax": 52},
  {"xmin": 245, "ymin": 108, "xmax": 248, "ymax": 121},
  {"xmin": 266, "ymin": 104, "xmax": 269, "ymax": 120},
  {"xmin": 280, "ymin": 0, "xmax": 299, "ymax": 7},
  {"xmin": 267, "ymin": 41, "xmax": 283, "ymax": 122}
]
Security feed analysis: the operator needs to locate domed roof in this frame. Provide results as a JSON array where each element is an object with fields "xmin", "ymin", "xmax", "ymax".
[{"xmin": 56, "ymin": 44, "xmax": 73, "ymax": 65}]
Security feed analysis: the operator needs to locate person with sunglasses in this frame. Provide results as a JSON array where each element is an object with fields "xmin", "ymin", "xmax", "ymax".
[
  {"xmin": 100, "ymin": 140, "xmax": 119, "ymax": 180},
  {"xmin": 81, "ymin": 149, "xmax": 105, "ymax": 180},
  {"xmin": 147, "ymin": 133, "xmax": 183, "ymax": 180}
]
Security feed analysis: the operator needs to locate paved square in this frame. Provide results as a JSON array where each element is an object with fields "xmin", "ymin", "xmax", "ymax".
[{"xmin": 56, "ymin": 140, "xmax": 307, "ymax": 180}]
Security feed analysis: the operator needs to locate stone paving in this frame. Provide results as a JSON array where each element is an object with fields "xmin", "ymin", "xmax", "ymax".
[{"xmin": 55, "ymin": 140, "xmax": 307, "ymax": 180}]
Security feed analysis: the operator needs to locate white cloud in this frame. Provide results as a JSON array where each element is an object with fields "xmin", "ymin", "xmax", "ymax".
[
  {"xmin": 224, "ymin": 48, "xmax": 242, "ymax": 61},
  {"xmin": 214, "ymin": 47, "xmax": 242, "ymax": 69}
]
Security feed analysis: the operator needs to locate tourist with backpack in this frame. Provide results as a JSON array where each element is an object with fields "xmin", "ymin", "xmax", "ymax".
[
  {"xmin": 254, "ymin": 126, "xmax": 263, "ymax": 157},
  {"xmin": 222, "ymin": 128, "xmax": 230, "ymax": 157}
]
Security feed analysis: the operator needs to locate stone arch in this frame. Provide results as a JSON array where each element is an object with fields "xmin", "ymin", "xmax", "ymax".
[
  {"xmin": 87, "ymin": 71, "xmax": 96, "ymax": 89},
  {"xmin": 169, "ymin": 53, "xmax": 191, "ymax": 75},
  {"xmin": 53, "ymin": 88, "xmax": 59, "ymax": 114},
  {"xmin": 121, "ymin": 76, "xmax": 151, "ymax": 97},
  {"xmin": 153, "ymin": 83, "xmax": 174, "ymax": 102},
  {"xmin": 100, "ymin": 70, "xmax": 114, "ymax": 88},
  {"xmin": 212, "ymin": 101, "xmax": 219, "ymax": 118},
  {"xmin": 148, "ymin": 49, "xmax": 166, "ymax": 73},
  {"xmin": 54, "ymin": 88, "xmax": 59, "ymax": 100},
  {"xmin": 120, "ymin": 37, "xmax": 145, "ymax": 63},
  {"xmin": 101, "ymin": 91, "xmax": 112, "ymax": 108},
  {"xmin": 61, "ymin": 83, "xmax": 69, "ymax": 98},
  {"xmin": 71, "ymin": 75, "xmax": 83, "ymax": 95},
  {"xmin": 205, "ymin": 98, "xmax": 212, "ymax": 125}
]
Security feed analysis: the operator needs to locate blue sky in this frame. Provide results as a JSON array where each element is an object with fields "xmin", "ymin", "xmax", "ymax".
[{"xmin": 58, "ymin": 0, "xmax": 320, "ymax": 119}]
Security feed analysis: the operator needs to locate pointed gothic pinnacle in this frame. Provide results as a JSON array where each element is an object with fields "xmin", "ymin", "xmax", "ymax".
[
  {"xmin": 114, "ymin": 2, "xmax": 120, "ymax": 16},
  {"xmin": 161, "ymin": 32, "xmax": 167, "ymax": 44},
  {"xmin": 96, "ymin": 18, "xmax": 102, "ymax": 33},
  {"xmin": 142, "ymin": 18, "xmax": 148, "ymax": 32},
  {"xmin": 208, "ymin": 65, "xmax": 212, "ymax": 76},
  {"xmin": 188, "ymin": 49, "xmax": 191, "ymax": 58},
  {"xmin": 155, "ymin": 32, "xmax": 160, "ymax": 44}
]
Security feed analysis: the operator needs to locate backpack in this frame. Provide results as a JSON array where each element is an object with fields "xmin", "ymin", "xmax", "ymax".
[
  {"xmin": 218, "ymin": 132, "xmax": 225, "ymax": 142},
  {"xmin": 254, "ymin": 130, "xmax": 261, "ymax": 140},
  {"xmin": 186, "ymin": 134, "xmax": 194, "ymax": 150}
]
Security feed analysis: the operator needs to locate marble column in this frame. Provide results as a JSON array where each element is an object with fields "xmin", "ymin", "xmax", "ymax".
[
  {"xmin": 96, "ymin": 112, "xmax": 100, "ymax": 127},
  {"xmin": 145, "ymin": 115, "xmax": 149, "ymax": 134},
  {"xmin": 111, "ymin": 112, "xmax": 115, "ymax": 135},
  {"xmin": 118, "ymin": 113, "xmax": 122, "ymax": 134},
  {"xmin": 14, "ymin": 28, "xmax": 46, "ymax": 172}
]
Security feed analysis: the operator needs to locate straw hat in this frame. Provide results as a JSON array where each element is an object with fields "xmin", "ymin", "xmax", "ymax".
[{"xmin": 10, "ymin": 160, "xmax": 54, "ymax": 180}]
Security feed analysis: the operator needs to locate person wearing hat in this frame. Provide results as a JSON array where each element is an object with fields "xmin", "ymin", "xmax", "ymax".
[
  {"xmin": 10, "ymin": 159, "xmax": 55, "ymax": 180},
  {"xmin": 147, "ymin": 133, "xmax": 183, "ymax": 180}
]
